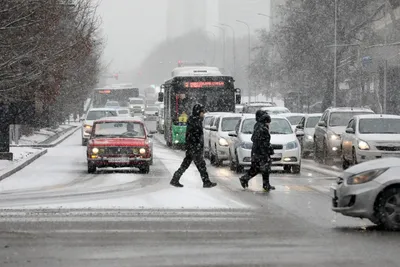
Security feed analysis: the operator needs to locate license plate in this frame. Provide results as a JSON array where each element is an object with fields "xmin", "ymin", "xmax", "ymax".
[
  {"xmin": 330, "ymin": 186, "xmax": 337, "ymax": 198},
  {"xmin": 382, "ymin": 153, "xmax": 400, "ymax": 158},
  {"xmin": 108, "ymin": 157, "xmax": 130, "ymax": 163},
  {"xmin": 271, "ymin": 153, "xmax": 282, "ymax": 159}
]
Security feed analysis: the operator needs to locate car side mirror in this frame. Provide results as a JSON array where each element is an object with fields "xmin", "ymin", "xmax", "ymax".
[
  {"xmin": 318, "ymin": 121, "xmax": 326, "ymax": 127},
  {"xmin": 155, "ymin": 112, "xmax": 159, "ymax": 116},
  {"xmin": 228, "ymin": 131, "xmax": 237, "ymax": 137},
  {"xmin": 296, "ymin": 125, "xmax": 303, "ymax": 129},
  {"xmin": 150, "ymin": 130, "xmax": 157, "ymax": 134},
  {"xmin": 147, "ymin": 134, "xmax": 153, "ymax": 138},
  {"xmin": 210, "ymin": 126, "xmax": 217, "ymax": 131},
  {"xmin": 296, "ymin": 130, "xmax": 305, "ymax": 137},
  {"xmin": 345, "ymin": 127, "xmax": 355, "ymax": 134}
]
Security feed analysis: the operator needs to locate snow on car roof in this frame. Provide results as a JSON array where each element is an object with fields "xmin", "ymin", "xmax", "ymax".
[
  {"xmin": 94, "ymin": 116, "xmax": 144, "ymax": 123},
  {"xmin": 354, "ymin": 114, "xmax": 400, "ymax": 119}
]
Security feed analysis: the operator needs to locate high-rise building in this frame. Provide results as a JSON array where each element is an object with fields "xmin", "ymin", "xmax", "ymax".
[{"xmin": 166, "ymin": 0, "xmax": 207, "ymax": 40}]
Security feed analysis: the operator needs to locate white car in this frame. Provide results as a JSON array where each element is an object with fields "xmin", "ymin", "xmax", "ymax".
[
  {"xmin": 209, "ymin": 114, "xmax": 242, "ymax": 166},
  {"xmin": 81, "ymin": 108, "xmax": 118, "ymax": 146},
  {"xmin": 341, "ymin": 114, "xmax": 400, "ymax": 169},
  {"xmin": 129, "ymin": 97, "xmax": 145, "ymax": 114},
  {"xmin": 331, "ymin": 158, "xmax": 400, "ymax": 230},
  {"xmin": 261, "ymin": 106, "xmax": 291, "ymax": 115},
  {"xmin": 278, "ymin": 113, "xmax": 305, "ymax": 131},
  {"xmin": 116, "ymin": 108, "xmax": 131, "ymax": 117},
  {"xmin": 203, "ymin": 112, "xmax": 231, "ymax": 158},
  {"xmin": 228, "ymin": 114, "xmax": 304, "ymax": 173}
]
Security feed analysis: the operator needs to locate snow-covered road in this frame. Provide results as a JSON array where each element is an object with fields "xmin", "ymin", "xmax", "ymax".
[{"xmin": 0, "ymin": 129, "xmax": 361, "ymax": 230}]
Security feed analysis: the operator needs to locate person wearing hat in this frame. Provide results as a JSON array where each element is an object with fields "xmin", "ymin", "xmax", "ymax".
[
  {"xmin": 170, "ymin": 103, "xmax": 217, "ymax": 188},
  {"xmin": 239, "ymin": 109, "xmax": 276, "ymax": 191}
]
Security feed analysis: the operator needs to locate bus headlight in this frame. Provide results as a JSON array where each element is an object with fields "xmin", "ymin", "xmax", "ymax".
[
  {"xmin": 139, "ymin": 148, "xmax": 146, "ymax": 154},
  {"xmin": 92, "ymin": 148, "xmax": 99, "ymax": 154}
]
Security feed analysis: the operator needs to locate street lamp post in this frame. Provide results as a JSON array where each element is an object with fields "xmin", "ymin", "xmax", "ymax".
[
  {"xmin": 333, "ymin": 0, "xmax": 338, "ymax": 107},
  {"xmin": 213, "ymin": 25, "xmax": 226, "ymax": 71},
  {"xmin": 236, "ymin": 20, "xmax": 252, "ymax": 101},
  {"xmin": 220, "ymin": 23, "xmax": 236, "ymax": 77}
]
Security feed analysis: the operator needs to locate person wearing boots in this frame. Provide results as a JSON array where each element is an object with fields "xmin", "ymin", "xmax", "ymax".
[
  {"xmin": 170, "ymin": 103, "xmax": 217, "ymax": 188},
  {"xmin": 239, "ymin": 110, "xmax": 275, "ymax": 191}
]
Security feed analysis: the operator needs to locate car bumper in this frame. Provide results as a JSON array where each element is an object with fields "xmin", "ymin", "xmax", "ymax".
[
  {"xmin": 216, "ymin": 146, "xmax": 230, "ymax": 160},
  {"xmin": 331, "ymin": 180, "xmax": 382, "ymax": 220},
  {"xmin": 302, "ymin": 138, "xmax": 314, "ymax": 152},
  {"xmin": 327, "ymin": 140, "xmax": 342, "ymax": 158},
  {"xmin": 88, "ymin": 156, "xmax": 151, "ymax": 167},
  {"xmin": 356, "ymin": 149, "xmax": 400, "ymax": 163},
  {"xmin": 82, "ymin": 132, "xmax": 91, "ymax": 140},
  {"xmin": 237, "ymin": 147, "xmax": 301, "ymax": 166}
]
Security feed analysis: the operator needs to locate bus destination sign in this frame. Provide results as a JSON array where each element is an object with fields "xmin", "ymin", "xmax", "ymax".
[
  {"xmin": 184, "ymin": 81, "xmax": 225, "ymax": 88},
  {"xmin": 98, "ymin": 90, "xmax": 111, "ymax": 94}
]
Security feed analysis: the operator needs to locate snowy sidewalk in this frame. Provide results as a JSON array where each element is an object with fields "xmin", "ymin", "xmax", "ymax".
[
  {"xmin": 0, "ymin": 147, "xmax": 47, "ymax": 182},
  {"xmin": 11, "ymin": 123, "xmax": 80, "ymax": 146},
  {"xmin": 1, "ymin": 122, "xmax": 81, "ymax": 181}
]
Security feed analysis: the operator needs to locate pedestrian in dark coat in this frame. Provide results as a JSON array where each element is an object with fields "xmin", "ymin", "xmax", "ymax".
[
  {"xmin": 170, "ymin": 104, "xmax": 217, "ymax": 188},
  {"xmin": 239, "ymin": 110, "xmax": 275, "ymax": 191}
]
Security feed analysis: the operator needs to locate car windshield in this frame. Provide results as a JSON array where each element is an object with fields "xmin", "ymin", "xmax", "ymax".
[
  {"xmin": 286, "ymin": 116, "xmax": 303, "ymax": 125},
  {"xmin": 130, "ymin": 100, "xmax": 143, "ymax": 104},
  {"xmin": 241, "ymin": 118, "xmax": 293, "ymax": 134},
  {"xmin": 306, "ymin": 116, "xmax": 321, "ymax": 128},
  {"xmin": 245, "ymin": 105, "xmax": 274, "ymax": 113},
  {"xmin": 261, "ymin": 108, "xmax": 290, "ymax": 114},
  {"xmin": 329, "ymin": 111, "xmax": 373, "ymax": 127},
  {"xmin": 106, "ymin": 101, "xmax": 119, "ymax": 106},
  {"xmin": 86, "ymin": 110, "xmax": 117, "ymax": 120},
  {"xmin": 118, "ymin": 110, "xmax": 129, "ymax": 114},
  {"xmin": 93, "ymin": 122, "xmax": 145, "ymax": 138},
  {"xmin": 359, "ymin": 118, "xmax": 400, "ymax": 134},
  {"xmin": 221, "ymin": 117, "xmax": 240, "ymax": 131}
]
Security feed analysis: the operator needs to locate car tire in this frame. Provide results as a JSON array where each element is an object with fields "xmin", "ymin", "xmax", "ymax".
[
  {"xmin": 214, "ymin": 146, "xmax": 223, "ymax": 167},
  {"xmin": 283, "ymin": 165, "xmax": 291, "ymax": 173},
  {"xmin": 352, "ymin": 148, "xmax": 358, "ymax": 166},
  {"xmin": 313, "ymin": 138, "xmax": 322, "ymax": 163},
  {"xmin": 235, "ymin": 153, "xmax": 244, "ymax": 173},
  {"xmin": 139, "ymin": 165, "xmax": 150, "ymax": 174},
  {"xmin": 376, "ymin": 187, "xmax": 400, "ymax": 231},
  {"xmin": 342, "ymin": 155, "xmax": 350, "ymax": 170},
  {"xmin": 323, "ymin": 141, "xmax": 333, "ymax": 166},
  {"xmin": 87, "ymin": 163, "xmax": 96, "ymax": 174},
  {"xmin": 82, "ymin": 138, "xmax": 87, "ymax": 146},
  {"xmin": 292, "ymin": 164, "xmax": 301, "ymax": 174}
]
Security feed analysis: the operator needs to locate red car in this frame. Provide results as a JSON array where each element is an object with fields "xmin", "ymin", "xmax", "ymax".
[{"xmin": 86, "ymin": 117, "xmax": 154, "ymax": 174}]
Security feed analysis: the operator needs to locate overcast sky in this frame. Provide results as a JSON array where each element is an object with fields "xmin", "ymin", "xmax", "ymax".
[{"xmin": 97, "ymin": 0, "xmax": 167, "ymax": 74}]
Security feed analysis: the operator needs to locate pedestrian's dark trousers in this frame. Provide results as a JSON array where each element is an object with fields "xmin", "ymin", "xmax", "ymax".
[
  {"xmin": 240, "ymin": 160, "xmax": 270, "ymax": 186},
  {"xmin": 172, "ymin": 150, "xmax": 210, "ymax": 182}
]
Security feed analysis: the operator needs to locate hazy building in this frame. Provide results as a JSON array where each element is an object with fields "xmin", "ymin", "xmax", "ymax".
[
  {"xmin": 166, "ymin": 0, "xmax": 207, "ymax": 40},
  {"xmin": 218, "ymin": 0, "xmax": 270, "ymax": 36}
]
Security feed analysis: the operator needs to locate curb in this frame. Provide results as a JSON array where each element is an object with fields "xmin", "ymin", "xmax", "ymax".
[
  {"xmin": 10, "ymin": 126, "xmax": 80, "ymax": 148},
  {"xmin": 0, "ymin": 149, "xmax": 48, "ymax": 182}
]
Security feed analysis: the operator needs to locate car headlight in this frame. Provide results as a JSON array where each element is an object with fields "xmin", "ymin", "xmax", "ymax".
[
  {"xmin": 329, "ymin": 134, "xmax": 340, "ymax": 140},
  {"xmin": 358, "ymin": 140, "xmax": 370, "ymax": 150},
  {"xmin": 286, "ymin": 141, "xmax": 298, "ymax": 150},
  {"xmin": 92, "ymin": 147, "xmax": 99, "ymax": 154},
  {"xmin": 84, "ymin": 125, "xmax": 92, "ymax": 131},
  {"xmin": 347, "ymin": 168, "xmax": 388, "ymax": 185},
  {"xmin": 306, "ymin": 135, "xmax": 313, "ymax": 140},
  {"xmin": 240, "ymin": 142, "xmax": 253, "ymax": 150},
  {"xmin": 219, "ymin": 138, "xmax": 229, "ymax": 146},
  {"xmin": 139, "ymin": 148, "xmax": 146, "ymax": 154}
]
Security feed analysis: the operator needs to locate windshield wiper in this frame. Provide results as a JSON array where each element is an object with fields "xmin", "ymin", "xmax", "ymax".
[
  {"xmin": 270, "ymin": 131, "xmax": 288, "ymax": 134},
  {"xmin": 242, "ymin": 131, "xmax": 253, "ymax": 134}
]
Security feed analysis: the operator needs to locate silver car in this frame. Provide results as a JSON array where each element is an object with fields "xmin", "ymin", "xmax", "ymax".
[
  {"xmin": 295, "ymin": 113, "xmax": 322, "ymax": 158},
  {"xmin": 331, "ymin": 158, "xmax": 400, "ymax": 230},
  {"xmin": 228, "ymin": 114, "xmax": 304, "ymax": 174},
  {"xmin": 341, "ymin": 114, "xmax": 400, "ymax": 169}
]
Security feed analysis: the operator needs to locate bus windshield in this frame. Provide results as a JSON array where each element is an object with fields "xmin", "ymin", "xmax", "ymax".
[{"xmin": 92, "ymin": 88, "xmax": 139, "ymax": 108}]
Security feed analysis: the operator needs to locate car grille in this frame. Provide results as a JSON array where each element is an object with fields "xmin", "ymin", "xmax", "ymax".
[
  {"xmin": 271, "ymin": 144, "xmax": 283, "ymax": 150},
  {"xmin": 376, "ymin": 146, "xmax": 400, "ymax": 151},
  {"xmin": 101, "ymin": 147, "xmax": 140, "ymax": 155}
]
